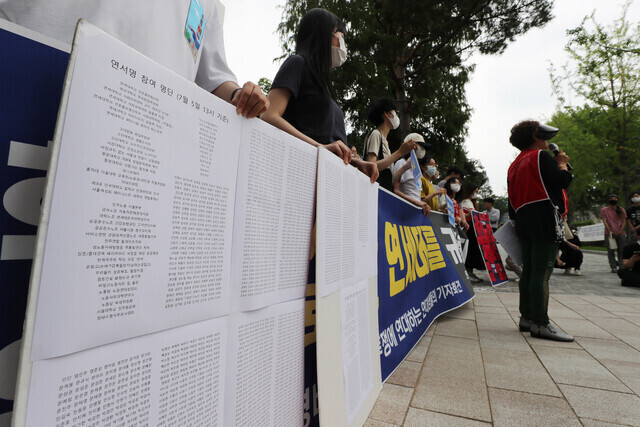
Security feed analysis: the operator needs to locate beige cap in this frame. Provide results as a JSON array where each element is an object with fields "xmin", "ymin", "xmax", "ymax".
[{"xmin": 404, "ymin": 132, "xmax": 425, "ymax": 143}]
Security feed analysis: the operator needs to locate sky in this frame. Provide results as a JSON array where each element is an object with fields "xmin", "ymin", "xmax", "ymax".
[{"xmin": 222, "ymin": 0, "xmax": 640, "ymax": 196}]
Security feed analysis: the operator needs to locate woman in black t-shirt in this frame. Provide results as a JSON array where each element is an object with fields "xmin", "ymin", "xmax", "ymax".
[{"xmin": 261, "ymin": 8, "xmax": 377, "ymax": 181}]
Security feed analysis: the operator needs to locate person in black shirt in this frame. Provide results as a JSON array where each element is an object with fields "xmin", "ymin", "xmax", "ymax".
[
  {"xmin": 558, "ymin": 230, "xmax": 583, "ymax": 275},
  {"xmin": 507, "ymin": 120, "xmax": 574, "ymax": 342},
  {"xmin": 618, "ymin": 241, "xmax": 640, "ymax": 286},
  {"xmin": 626, "ymin": 190, "xmax": 640, "ymax": 239},
  {"xmin": 261, "ymin": 8, "xmax": 378, "ymax": 181}
]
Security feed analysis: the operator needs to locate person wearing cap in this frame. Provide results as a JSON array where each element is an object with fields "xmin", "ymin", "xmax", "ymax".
[
  {"xmin": 600, "ymin": 194, "xmax": 627, "ymax": 273},
  {"xmin": 391, "ymin": 133, "xmax": 431, "ymax": 216},
  {"xmin": 507, "ymin": 120, "xmax": 574, "ymax": 342}
]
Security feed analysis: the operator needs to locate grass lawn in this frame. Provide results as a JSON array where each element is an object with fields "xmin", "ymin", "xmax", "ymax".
[{"xmin": 582, "ymin": 245, "xmax": 607, "ymax": 251}]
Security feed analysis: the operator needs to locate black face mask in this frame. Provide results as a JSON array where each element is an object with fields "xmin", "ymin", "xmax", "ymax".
[{"xmin": 609, "ymin": 200, "xmax": 618, "ymax": 205}]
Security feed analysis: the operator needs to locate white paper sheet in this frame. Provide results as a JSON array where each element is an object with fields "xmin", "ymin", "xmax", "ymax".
[
  {"xmin": 494, "ymin": 221, "xmax": 522, "ymax": 266},
  {"xmin": 340, "ymin": 281, "xmax": 374, "ymax": 425},
  {"xmin": 223, "ymin": 298, "xmax": 305, "ymax": 426},
  {"xmin": 577, "ymin": 222, "xmax": 605, "ymax": 242},
  {"xmin": 30, "ymin": 22, "xmax": 241, "ymax": 360},
  {"xmin": 24, "ymin": 317, "xmax": 228, "ymax": 427},
  {"xmin": 355, "ymin": 171, "xmax": 379, "ymax": 282},
  {"xmin": 230, "ymin": 119, "xmax": 316, "ymax": 311},
  {"xmin": 316, "ymin": 149, "xmax": 378, "ymax": 297}
]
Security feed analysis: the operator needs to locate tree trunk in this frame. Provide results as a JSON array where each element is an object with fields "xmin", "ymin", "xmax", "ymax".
[{"xmin": 394, "ymin": 63, "xmax": 411, "ymax": 137}]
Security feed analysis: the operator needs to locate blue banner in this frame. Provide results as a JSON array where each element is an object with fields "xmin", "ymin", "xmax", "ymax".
[
  {"xmin": 377, "ymin": 189, "xmax": 474, "ymax": 381},
  {"xmin": 0, "ymin": 24, "xmax": 69, "ymax": 415}
]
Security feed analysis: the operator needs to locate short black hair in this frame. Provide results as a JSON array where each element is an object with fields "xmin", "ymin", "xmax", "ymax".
[
  {"xmin": 509, "ymin": 120, "xmax": 539, "ymax": 150},
  {"xmin": 419, "ymin": 155, "xmax": 434, "ymax": 166},
  {"xmin": 367, "ymin": 98, "xmax": 397, "ymax": 126},
  {"xmin": 484, "ymin": 197, "xmax": 494, "ymax": 204},
  {"xmin": 445, "ymin": 165, "xmax": 465, "ymax": 180}
]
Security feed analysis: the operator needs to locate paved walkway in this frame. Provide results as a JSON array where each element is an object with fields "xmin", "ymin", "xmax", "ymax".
[{"xmin": 366, "ymin": 252, "xmax": 640, "ymax": 426}]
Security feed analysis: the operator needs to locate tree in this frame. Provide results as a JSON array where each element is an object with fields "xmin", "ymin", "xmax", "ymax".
[
  {"xmin": 550, "ymin": 2, "xmax": 640, "ymax": 217},
  {"xmin": 257, "ymin": 77, "xmax": 272, "ymax": 94},
  {"xmin": 276, "ymin": 0, "xmax": 552, "ymax": 195}
]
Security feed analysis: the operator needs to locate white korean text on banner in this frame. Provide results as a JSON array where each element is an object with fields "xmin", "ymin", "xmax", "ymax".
[{"xmin": 377, "ymin": 189, "xmax": 474, "ymax": 381}]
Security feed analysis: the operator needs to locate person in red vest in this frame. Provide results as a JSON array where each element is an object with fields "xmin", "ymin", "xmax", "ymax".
[{"xmin": 507, "ymin": 120, "xmax": 574, "ymax": 342}]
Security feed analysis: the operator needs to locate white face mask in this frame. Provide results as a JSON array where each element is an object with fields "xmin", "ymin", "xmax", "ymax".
[
  {"xmin": 450, "ymin": 183, "xmax": 461, "ymax": 193},
  {"xmin": 331, "ymin": 34, "xmax": 347, "ymax": 68},
  {"xmin": 416, "ymin": 146, "xmax": 426, "ymax": 159},
  {"xmin": 632, "ymin": 196, "xmax": 640, "ymax": 204},
  {"xmin": 389, "ymin": 111, "xmax": 400, "ymax": 130},
  {"xmin": 426, "ymin": 165, "xmax": 437, "ymax": 177}
]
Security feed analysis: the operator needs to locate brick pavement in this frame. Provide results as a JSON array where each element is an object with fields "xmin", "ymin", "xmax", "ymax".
[{"xmin": 366, "ymin": 252, "xmax": 640, "ymax": 426}]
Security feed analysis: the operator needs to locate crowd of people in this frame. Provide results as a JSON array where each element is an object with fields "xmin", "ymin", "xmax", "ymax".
[{"xmin": 4, "ymin": 3, "xmax": 636, "ymax": 346}]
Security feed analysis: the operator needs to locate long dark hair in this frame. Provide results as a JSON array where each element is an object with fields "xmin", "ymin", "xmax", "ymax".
[
  {"xmin": 456, "ymin": 182, "xmax": 479, "ymax": 204},
  {"xmin": 295, "ymin": 8, "xmax": 345, "ymax": 98},
  {"xmin": 444, "ymin": 177, "xmax": 461, "ymax": 200}
]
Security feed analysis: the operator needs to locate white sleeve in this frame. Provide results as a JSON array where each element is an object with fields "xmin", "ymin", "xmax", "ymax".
[{"xmin": 195, "ymin": 0, "xmax": 238, "ymax": 93}]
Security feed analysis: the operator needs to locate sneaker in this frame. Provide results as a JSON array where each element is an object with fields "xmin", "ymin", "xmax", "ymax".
[
  {"xmin": 611, "ymin": 268, "xmax": 618, "ymax": 273},
  {"xmin": 564, "ymin": 268, "xmax": 571, "ymax": 275},
  {"xmin": 468, "ymin": 272, "xmax": 482, "ymax": 283},
  {"xmin": 518, "ymin": 317, "xmax": 532, "ymax": 332},
  {"xmin": 530, "ymin": 323, "xmax": 574, "ymax": 342},
  {"xmin": 574, "ymin": 269, "xmax": 581, "ymax": 276}
]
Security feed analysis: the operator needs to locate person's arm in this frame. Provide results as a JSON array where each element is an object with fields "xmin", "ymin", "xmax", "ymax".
[
  {"xmin": 261, "ymin": 87, "xmax": 351, "ymax": 164},
  {"xmin": 602, "ymin": 217, "xmax": 612, "ymax": 235},
  {"xmin": 460, "ymin": 216, "xmax": 469, "ymax": 230},
  {"xmin": 565, "ymin": 240, "xmax": 580, "ymax": 251},
  {"xmin": 212, "ymin": 81, "xmax": 269, "ymax": 118},
  {"xmin": 422, "ymin": 187, "xmax": 446, "ymax": 203},
  {"xmin": 507, "ymin": 180, "xmax": 516, "ymax": 220},
  {"xmin": 350, "ymin": 158, "xmax": 379, "ymax": 183},
  {"xmin": 375, "ymin": 140, "xmax": 416, "ymax": 171},
  {"xmin": 539, "ymin": 150, "xmax": 572, "ymax": 191},
  {"xmin": 622, "ymin": 253, "xmax": 640, "ymax": 269},
  {"xmin": 393, "ymin": 162, "xmax": 430, "ymax": 215},
  {"xmin": 618, "ymin": 211, "xmax": 627, "ymax": 235},
  {"xmin": 364, "ymin": 133, "xmax": 415, "ymax": 170}
]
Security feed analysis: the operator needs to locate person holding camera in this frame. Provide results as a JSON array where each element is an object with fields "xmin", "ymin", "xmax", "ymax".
[
  {"xmin": 618, "ymin": 237, "xmax": 640, "ymax": 286},
  {"xmin": 626, "ymin": 190, "xmax": 640, "ymax": 239}
]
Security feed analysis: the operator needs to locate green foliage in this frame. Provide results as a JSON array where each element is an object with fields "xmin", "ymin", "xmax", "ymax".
[
  {"xmin": 581, "ymin": 244, "xmax": 607, "ymax": 251},
  {"xmin": 257, "ymin": 77, "xmax": 272, "ymax": 94},
  {"xmin": 276, "ymin": 0, "xmax": 553, "ymax": 196},
  {"xmin": 572, "ymin": 219, "xmax": 595, "ymax": 227},
  {"xmin": 550, "ymin": 3, "xmax": 640, "ymax": 217}
]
